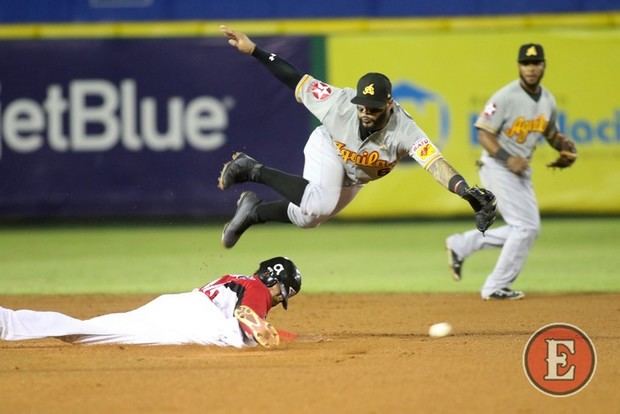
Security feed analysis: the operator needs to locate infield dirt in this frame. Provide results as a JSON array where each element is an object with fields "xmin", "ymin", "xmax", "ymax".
[{"xmin": 1, "ymin": 293, "xmax": 618, "ymax": 413}]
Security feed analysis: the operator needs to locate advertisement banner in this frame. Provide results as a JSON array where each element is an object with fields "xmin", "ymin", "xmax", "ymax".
[
  {"xmin": 0, "ymin": 37, "xmax": 312, "ymax": 218},
  {"xmin": 327, "ymin": 29, "xmax": 620, "ymax": 217}
]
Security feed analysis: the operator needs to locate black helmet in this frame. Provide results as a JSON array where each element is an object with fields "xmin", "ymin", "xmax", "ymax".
[{"xmin": 256, "ymin": 257, "xmax": 302, "ymax": 310}]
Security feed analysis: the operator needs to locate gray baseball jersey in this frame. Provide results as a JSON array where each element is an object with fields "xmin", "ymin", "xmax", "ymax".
[
  {"xmin": 294, "ymin": 74, "xmax": 443, "ymax": 185},
  {"xmin": 475, "ymin": 80, "xmax": 559, "ymax": 159}
]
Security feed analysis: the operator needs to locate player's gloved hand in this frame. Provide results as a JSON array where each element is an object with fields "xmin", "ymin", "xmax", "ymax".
[
  {"xmin": 234, "ymin": 305, "xmax": 280, "ymax": 349},
  {"xmin": 219, "ymin": 25, "xmax": 256, "ymax": 55},
  {"xmin": 547, "ymin": 139, "xmax": 577, "ymax": 169},
  {"xmin": 462, "ymin": 187, "xmax": 497, "ymax": 233}
]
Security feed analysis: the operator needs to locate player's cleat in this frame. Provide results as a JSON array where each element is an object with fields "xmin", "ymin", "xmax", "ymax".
[
  {"xmin": 234, "ymin": 305, "xmax": 280, "ymax": 348},
  {"xmin": 221, "ymin": 191, "xmax": 261, "ymax": 249},
  {"xmin": 483, "ymin": 288, "xmax": 525, "ymax": 301},
  {"xmin": 217, "ymin": 152, "xmax": 263, "ymax": 190},
  {"xmin": 446, "ymin": 244, "xmax": 464, "ymax": 281}
]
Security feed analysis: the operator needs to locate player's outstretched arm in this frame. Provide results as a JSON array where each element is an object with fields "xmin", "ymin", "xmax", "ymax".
[
  {"xmin": 426, "ymin": 158, "xmax": 497, "ymax": 233},
  {"xmin": 219, "ymin": 24, "xmax": 303, "ymax": 90},
  {"xmin": 220, "ymin": 25, "xmax": 256, "ymax": 55}
]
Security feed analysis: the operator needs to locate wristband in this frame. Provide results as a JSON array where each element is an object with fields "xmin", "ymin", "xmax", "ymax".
[{"xmin": 448, "ymin": 175, "xmax": 469, "ymax": 196}]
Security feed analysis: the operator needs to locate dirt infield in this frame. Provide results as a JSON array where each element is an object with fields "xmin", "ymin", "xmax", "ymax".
[{"xmin": 1, "ymin": 293, "xmax": 618, "ymax": 413}]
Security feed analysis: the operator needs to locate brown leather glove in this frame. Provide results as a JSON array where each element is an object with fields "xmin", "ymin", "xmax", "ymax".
[{"xmin": 547, "ymin": 139, "xmax": 577, "ymax": 169}]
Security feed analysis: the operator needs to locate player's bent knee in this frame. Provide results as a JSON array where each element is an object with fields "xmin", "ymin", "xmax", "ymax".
[
  {"xmin": 300, "ymin": 185, "xmax": 340, "ymax": 218},
  {"xmin": 293, "ymin": 214, "xmax": 326, "ymax": 229},
  {"xmin": 516, "ymin": 225, "xmax": 539, "ymax": 241}
]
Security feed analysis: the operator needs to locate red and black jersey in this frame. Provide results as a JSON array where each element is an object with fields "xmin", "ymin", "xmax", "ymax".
[{"xmin": 197, "ymin": 274, "xmax": 273, "ymax": 319}]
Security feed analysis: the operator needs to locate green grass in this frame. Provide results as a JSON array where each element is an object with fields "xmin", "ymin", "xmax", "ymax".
[{"xmin": 0, "ymin": 218, "xmax": 618, "ymax": 294}]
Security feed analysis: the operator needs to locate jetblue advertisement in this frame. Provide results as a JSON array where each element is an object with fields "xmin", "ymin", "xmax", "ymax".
[{"xmin": 0, "ymin": 37, "xmax": 311, "ymax": 218}]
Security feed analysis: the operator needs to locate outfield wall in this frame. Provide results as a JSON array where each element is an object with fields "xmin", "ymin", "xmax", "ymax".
[
  {"xmin": 330, "ymin": 28, "xmax": 620, "ymax": 218},
  {"xmin": 0, "ymin": 1, "xmax": 617, "ymax": 23},
  {"xmin": 0, "ymin": 15, "xmax": 618, "ymax": 218},
  {"xmin": 0, "ymin": 36, "xmax": 313, "ymax": 218}
]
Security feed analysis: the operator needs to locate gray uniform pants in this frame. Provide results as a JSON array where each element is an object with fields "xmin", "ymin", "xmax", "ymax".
[
  {"xmin": 287, "ymin": 126, "xmax": 363, "ymax": 228},
  {"xmin": 447, "ymin": 156, "xmax": 540, "ymax": 297}
]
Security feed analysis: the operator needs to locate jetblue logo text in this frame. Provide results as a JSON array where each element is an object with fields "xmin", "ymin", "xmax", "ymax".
[
  {"xmin": 0, "ymin": 79, "xmax": 232, "ymax": 159},
  {"xmin": 469, "ymin": 110, "xmax": 620, "ymax": 144}
]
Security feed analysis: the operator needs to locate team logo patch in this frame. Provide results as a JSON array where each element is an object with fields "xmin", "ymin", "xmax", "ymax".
[
  {"xmin": 309, "ymin": 81, "xmax": 333, "ymax": 101},
  {"xmin": 417, "ymin": 143, "xmax": 435, "ymax": 159},
  {"xmin": 363, "ymin": 83, "xmax": 375, "ymax": 96},
  {"xmin": 483, "ymin": 102, "xmax": 497, "ymax": 117},
  {"xmin": 526, "ymin": 46, "xmax": 539, "ymax": 57},
  {"xmin": 411, "ymin": 138, "xmax": 436, "ymax": 161},
  {"xmin": 523, "ymin": 323, "xmax": 596, "ymax": 397}
]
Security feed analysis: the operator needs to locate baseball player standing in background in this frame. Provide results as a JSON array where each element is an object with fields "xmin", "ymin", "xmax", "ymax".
[
  {"xmin": 446, "ymin": 44, "xmax": 577, "ymax": 300},
  {"xmin": 217, "ymin": 25, "xmax": 497, "ymax": 249},
  {"xmin": 0, "ymin": 257, "xmax": 301, "ymax": 348}
]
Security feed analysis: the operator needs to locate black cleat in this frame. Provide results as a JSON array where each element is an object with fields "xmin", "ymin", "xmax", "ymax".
[
  {"xmin": 221, "ymin": 191, "xmax": 261, "ymax": 249},
  {"xmin": 217, "ymin": 152, "xmax": 262, "ymax": 190},
  {"xmin": 446, "ymin": 243, "xmax": 464, "ymax": 281},
  {"xmin": 483, "ymin": 288, "xmax": 525, "ymax": 301}
]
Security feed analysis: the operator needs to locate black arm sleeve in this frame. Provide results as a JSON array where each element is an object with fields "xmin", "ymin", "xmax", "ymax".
[{"xmin": 252, "ymin": 46, "xmax": 303, "ymax": 90}]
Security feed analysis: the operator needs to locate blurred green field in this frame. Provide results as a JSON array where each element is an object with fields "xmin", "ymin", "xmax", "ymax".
[{"xmin": 0, "ymin": 218, "xmax": 618, "ymax": 294}]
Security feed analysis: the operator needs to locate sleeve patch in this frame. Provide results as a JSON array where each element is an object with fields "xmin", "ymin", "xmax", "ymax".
[
  {"xmin": 483, "ymin": 102, "xmax": 497, "ymax": 117},
  {"xmin": 409, "ymin": 137, "xmax": 442, "ymax": 167},
  {"xmin": 309, "ymin": 80, "xmax": 333, "ymax": 101}
]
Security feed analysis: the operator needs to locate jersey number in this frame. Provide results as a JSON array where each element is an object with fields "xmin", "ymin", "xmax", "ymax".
[{"xmin": 200, "ymin": 286, "xmax": 220, "ymax": 301}]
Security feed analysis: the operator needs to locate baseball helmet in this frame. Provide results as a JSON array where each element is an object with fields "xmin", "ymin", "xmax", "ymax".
[{"xmin": 256, "ymin": 257, "xmax": 302, "ymax": 310}]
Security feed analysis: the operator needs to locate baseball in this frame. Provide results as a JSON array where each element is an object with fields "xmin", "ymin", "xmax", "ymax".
[{"xmin": 428, "ymin": 322, "xmax": 453, "ymax": 338}]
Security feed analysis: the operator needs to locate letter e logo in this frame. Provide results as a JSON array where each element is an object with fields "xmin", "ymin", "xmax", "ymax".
[{"xmin": 523, "ymin": 323, "xmax": 596, "ymax": 397}]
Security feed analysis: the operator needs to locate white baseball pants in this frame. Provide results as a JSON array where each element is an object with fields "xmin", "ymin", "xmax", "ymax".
[
  {"xmin": 287, "ymin": 126, "xmax": 363, "ymax": 228},
  {"xmin": 447, "ymin": 155, "xmax": 540, "ymax": 297},
  {"xmin": 0, "ymin": 291, "xmax": 246, "ymax": 347}
]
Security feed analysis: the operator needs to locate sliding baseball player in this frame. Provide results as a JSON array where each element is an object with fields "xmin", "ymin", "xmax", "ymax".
[{"xmin": 0, "ymin": 257, "xmax": 301, "ymax": 348}]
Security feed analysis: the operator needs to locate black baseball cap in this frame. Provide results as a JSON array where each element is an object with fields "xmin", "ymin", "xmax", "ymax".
[
  {"xmin": 518, "ymin": 43, "xmax": 545, "ymax": 63},
  {"xmin": 350, "ymin": 72, "xmax": 392, "ymax": 108}
]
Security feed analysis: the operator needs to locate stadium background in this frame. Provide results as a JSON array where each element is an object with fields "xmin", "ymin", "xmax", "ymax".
[
  {"xmin": 0, "ymin": 1, "xmax": 618, "ymax": 220},
  {"xmin": 1, "ymin": 3, "xmax": 619, "ymax": 413}
]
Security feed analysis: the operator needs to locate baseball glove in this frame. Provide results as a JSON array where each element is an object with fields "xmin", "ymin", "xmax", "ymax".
[
  {"xmin": 462, "ymin": 187, "xmax": 497, "ymax": 233},
  {"xmin": 234, "ymin": 305, "xmax": 280, "ymax": 348},
  {"xmin": 547, "ymin": 139, "xmax": 577, "ymax": 169}
]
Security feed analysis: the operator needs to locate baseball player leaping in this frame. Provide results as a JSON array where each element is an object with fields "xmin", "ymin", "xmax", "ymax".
[
  {"xmin": 0, "ymin": 257, "xmax": 301, "ymax": 348},
  {"xmin": 445, "ymin": 44, "xmax": 577, "ymax": 300},
  {"xmin": 217, "ymin": 25, "xmax": 497, "ymax": 248}
]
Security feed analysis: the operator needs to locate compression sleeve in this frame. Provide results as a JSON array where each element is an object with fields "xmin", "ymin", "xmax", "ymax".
[{"xmin": 252, "ymin": 46, "xmax": 303, "ymax": 90}]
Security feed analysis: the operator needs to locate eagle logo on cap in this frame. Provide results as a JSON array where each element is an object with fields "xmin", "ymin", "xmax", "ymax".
[
  {"xmin": 363, "ymin": 84, "xmax": 375, "ymax": 96},
  {"xmin": 526, "ymin": 46, "xmax": 538, "ymax": 57}
]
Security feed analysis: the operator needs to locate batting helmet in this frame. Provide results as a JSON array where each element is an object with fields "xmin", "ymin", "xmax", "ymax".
[{"xmin": 256, "ymin": 257, "xmax": 302, "ymax": 310}]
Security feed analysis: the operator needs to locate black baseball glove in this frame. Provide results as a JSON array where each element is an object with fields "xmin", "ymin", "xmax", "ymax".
[{"xmin": 462, "ymin": 187, "xmax": 497, "ymax": 233}]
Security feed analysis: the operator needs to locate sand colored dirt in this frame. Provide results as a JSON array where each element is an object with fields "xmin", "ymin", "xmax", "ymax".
[{"xmin": 1, "ymin": 293, "xmax": 619, "ymax": 413}]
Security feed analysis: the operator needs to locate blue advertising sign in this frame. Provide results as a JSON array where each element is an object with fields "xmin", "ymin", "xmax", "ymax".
[{"xmin": 0, "ymin": 37, "xmax": 312, "ymax": 218}]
